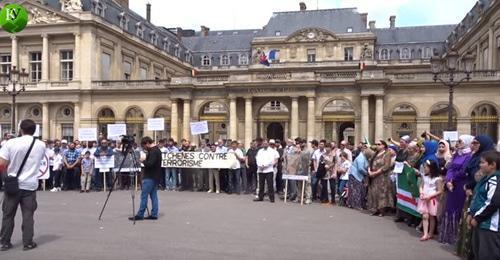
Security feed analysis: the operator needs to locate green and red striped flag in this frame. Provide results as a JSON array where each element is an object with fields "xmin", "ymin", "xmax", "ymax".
[{"xmin": 396, "ymin": 165, "xmax": 421, "ymax": 218}]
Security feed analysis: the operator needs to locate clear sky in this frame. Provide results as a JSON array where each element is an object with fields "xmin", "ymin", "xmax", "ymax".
[{"xmin": 129, "ymin": 0, "xmax": 476, "ymax": 31}]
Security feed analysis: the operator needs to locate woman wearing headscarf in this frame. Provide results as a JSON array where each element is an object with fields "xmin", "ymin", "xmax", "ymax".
[
  {"xmin": 438, "ymin": 135, "xmax": 474, "ymax": 245},
  {"xmin": 456, "ymin": 135, "xmax": 495, "ymax": 258},
  {"xmin": 367, "ymin": 140, "xmax": 393, "ymax": 216},
  {"xmin": 436, "ymin": 140, "xmax": 452, "ymax": 222},
  {"xmin": 347, "ymin": 144, "xmax": 372, "ymax": 210},
  {"xmin": 417, "ymin": 140, "xmax": 439, "ymax": 173}
]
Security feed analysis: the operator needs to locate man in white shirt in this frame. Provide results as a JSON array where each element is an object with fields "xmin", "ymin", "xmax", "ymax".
[
  {"xmin": 0, "ymin": 119, "xmax": 46, "ymax": 251},
  {"xmin": 311, "ymin": 140, "xmax": 326, "ymax": 201},
  {"xmin": 227, "ymin": 141, "xmax": 244, "ymax": 194},
  {"xmin": 254, "ymin": 139, "xmax": 280, "ymax": 203}
]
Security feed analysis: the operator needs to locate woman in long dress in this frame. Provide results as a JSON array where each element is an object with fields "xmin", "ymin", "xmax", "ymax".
[
  {"xmin": 367, "ymin": 140, "xmax": 393, "ymax": 217},
  {"xmin": 347, "ymin": 145, "xmax": 372, "ymax": 210}
]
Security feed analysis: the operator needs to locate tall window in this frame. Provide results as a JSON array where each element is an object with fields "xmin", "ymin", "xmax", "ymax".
[
  {"xmin": 154, "ymin": 69, "xmax": 162, "ymax": 80},
  {"xmin": 163, "ymin": 39, "xmax": 170, "ymax": 52},
  {"xmin": 101, "ymin": 52, "xmax": 111, "ymax": 80},
  {"xmin": 380, "ymin": 49, "xmax": 389, "ymax": 60},
  {"xmin": 139, "ymin": 66, "xmax": 148, "ymax": 80},
  {"xmin": 119, "ymin": 13, "xmax": 128, "ymax": 30},
  {"xmin": 202, "ymin": 55, "xmax": 210, "ymax": 66},
  {"xmin": 307, "ymin": 49, "xmax": 316, "ymax": 63},
  {"xmin": 401, "ymin": 48, "xmax": 410, "ymax": 59},
  {"xmin": 174, "ymin": 45, "xmax": 180, "ymax": 57},
  {"xmin": 60, "ymin": 50, "xmax": 73, "ymax": 81},
  {"xmin": 221, "ymin": 55, "xmax": 229, "ymax": 65},
  {"xmin": 30, "ymin": 52, "xmax": 42, "ymax": 82},
  {"xmin": 62, "ymin": 124, "xmax": 74, "ymax": 142},
  {"xmin": 0, "ymin": 54, "xmax": 11, "ymax": 74},
  {"xmin": 150, "ymin": 32, "xmax": 158, "ymax": 45},
  {"xmin": 483, "ymin": 48, "xmax": 489, "ymax": 69},
  {"xmin": 239, "ymin": 54, "xmax": 248, "ymax": 65},
  {"xmin": 344, "ymin": 47, "xmax": 354, "ymax": 61},
  {"xmin": 123, "ymin": 61, "xmax": 132, "ymax": 80}
]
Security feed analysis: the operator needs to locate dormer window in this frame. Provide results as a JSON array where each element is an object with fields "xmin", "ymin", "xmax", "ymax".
[
  {"xmin": 118, "ymin": 12, "xmax": 129, "ymax": 30},
  {"xmin": 275, "ymin": 31, "xmax": 281, "ymax": 36},
  {"xmin": 347, "ymin": 27, "xmax": 353, "ymax": 33},
  {"xmin": 92, "ymin": 0, "xmax": 106, "ymax": 17},
  {"xmin": 423, "ymin": 47, "xmax": 432, "ymax": 59},
  {"xmin": 401, "ymin": 48, "xmax": 410, "ymax": 59},
  {"xmin": 174, "ymin": 44, "xmax": 180, "ymax": 57},
  {"xmin": 162, "ymin": 38, "xmax": 170, "ymax": 52},
  {"xmin": 185, "ymin": 52, "xmax": 192, "ymax": 63},
  {"xmin": 136, "ymin": 22, "xmax": 144, "ymax": 38},
  {"xmin": 150, "ymin": 31, "xmax": 158, "ymax": 45},
  {"xmin": 221, "ymin": 55, "xmax": 230, "ymax": 66},
  {"xmin": 380, "ymin": 49, "xmax": 389, "ymax": 60},
  {"xmin": 202, "ymin": 55, "xmax": 211, "ymax": 66},
  {"xmin": 239, "ymin": 54, "xmax": 248, "ymax": 65}
]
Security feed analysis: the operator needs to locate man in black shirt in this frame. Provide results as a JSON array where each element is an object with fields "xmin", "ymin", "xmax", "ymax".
[{"xmin": 129, "ymin": 137, "xmax": 162, "ymax": 221}]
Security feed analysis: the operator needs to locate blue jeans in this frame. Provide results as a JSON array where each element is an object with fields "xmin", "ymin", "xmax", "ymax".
[
  {"xmin": 165, "ymin": 168, "xmax": 178, "ymax": 190},
  {"xmin": 137, "ymin": 179, "xmax": 158, "ymax": 218},
  {"xmin": 229, "ymin": 168, "xmax": 241, "ymax": 193},
  {"xmin": 338, "ymin": 180, "xmax": 348, "ymax": 196}
]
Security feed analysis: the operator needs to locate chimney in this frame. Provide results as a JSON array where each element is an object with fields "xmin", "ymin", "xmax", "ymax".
[
  {"xmin": 360, "ymin": 13, "xmax": 368, "ymax": 29},
  {"xmin": 299, "ymin": 2, "xmax": 307, "ymax": 11},
  {"xmin": 146, "ymin": 2, "xmax": 151, "ymax": 22},
  {"xmin": 201, "ymin": 25, "xmax": 210, "ymax": 37},
  {"xmin": 369, "ymin": 21, "xmax": 376, "ymax": 31},
  {"xmin": 389, "ymin": 15, "xmax": 396, "ymax": 29}
]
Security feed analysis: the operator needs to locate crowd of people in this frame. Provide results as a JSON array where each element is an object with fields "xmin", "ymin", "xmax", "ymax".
[{"xmin": 1, "ymin": 131, "xmax": 500, "ymax": 259}]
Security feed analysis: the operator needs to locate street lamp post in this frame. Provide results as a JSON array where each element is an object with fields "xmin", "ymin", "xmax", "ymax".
[
  {"xmin": 430, "ymin": 50, "xmax": 475, "ymax": 131},
  {"xmin": 0, "ymin": 66, "xmax": 29, "ymax": 134}
]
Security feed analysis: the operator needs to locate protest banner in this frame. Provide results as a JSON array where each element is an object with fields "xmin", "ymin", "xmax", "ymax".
[
  {"xmin": 190, "ymin": 121, "xmax": 209, "ymax": 135},
  {"xmin": 107, "ymin": 124, "xmax": 126, "ymax": 140},
  {"xmin": 162, "ymin": 152, "xmax": 235, "ymax": 168},
  {"xmin": 78, "ymin": 128, "xmax": 97, "ymax": 141},
  {"xmin": 95, "ymin": 155, "xmax": 115, "ymax": 169},
  {"xmin": 147, "ymin": 118, "xmax": 165, "ymax": 131},
  {"xmin": 443, "ymin": 131, "xmax": 459, "ymax": 142}
]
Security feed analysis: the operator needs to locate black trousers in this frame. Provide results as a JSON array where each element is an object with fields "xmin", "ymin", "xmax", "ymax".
[
  {"xmin": 0, "ymin": 190, "xmax": 37, "ymax": 245},
  {"xmin": 320, "ymin": 179, "xmax": 336, "ymax": 203},
  {"xmin": 472, "ymin": 228, "xmax": 500, "ymax": 260},
  {"xmin": 258, "ymin": 172, "xmax": 274, "ymax": 201},
  {"xmin": 276, "ymin": 165, "xmax": 283, "ymax": 193},
  {"xmin": 247, "ymin": 165, "xmax": 257, "ymax": 192},
  {"xmin": 64, "ymin": 168, "xmax": 75, "ymax": 190}
]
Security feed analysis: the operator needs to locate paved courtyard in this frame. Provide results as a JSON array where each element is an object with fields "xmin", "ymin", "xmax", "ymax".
[{"xmin": 0, "ymin": 191, "xmax": 458, "ymax": 260}]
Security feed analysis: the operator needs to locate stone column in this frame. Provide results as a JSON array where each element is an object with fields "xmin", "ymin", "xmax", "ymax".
[
  {"xmin": 11, "ymin": 35, "xmax": 18, "ymax": 68},
  {"xmin": 74, "ymin": 33, "xmax": 80, "ymax": 80},
  {"xmin": 375, "ymin": 96, "xmax": 384, "ymax": 140},
  {"xmin": 229, "ymin": 97, "xmax": 237, "ymax": 141},
  {"xmin": 182, "ymin": 99, "xmax": 191, "ymax": 140},
  {"xmin": 332, "ymin": 122, "xmax": 338, "ymax": 142},
  {"xmin": 42, "ymin": 103, "xmax": 49, "ymax": 139},
  {"xmin": 307, "ymin": 97, "xmax": 315, "ymax": 142},
  {"xmin": 361, "ymin": 96, "xmax": 369, "ymax": 141},
  {"xmin": 489, "ymin": 27, "xmax": 495, "ymax": 69},
  {"xmin": 42, "ymin": 33, "xmax": 49, "ymax": 81},
  {"xmin": 170, "ymin": 99, "xmax": 178, "ymax": 141},
  {"xmin": 74, "ymin": 102, "xmax": 80, "ymax": 139},
  {"xmin": 244, "ymin": 97, "xmax": 253, "ymax": 148},
  {"xmin": 291, "ymin": 97, "xmax": 299, "ymax": 139}
]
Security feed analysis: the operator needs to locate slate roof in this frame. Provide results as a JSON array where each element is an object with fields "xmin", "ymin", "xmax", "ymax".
[
  {"xmin": 182, "ymin": 30, "xmax": 259, "ymax": 52},
  {"xmin": 260, "ymin": 8, "xmax": 368, "ymax": 36},
  {"xmin": 374, "ymin": 25, "xmax": 456, "ymax": 44}
]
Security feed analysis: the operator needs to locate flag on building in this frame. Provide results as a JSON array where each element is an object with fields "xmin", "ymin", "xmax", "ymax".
[
  {"xmin": 268, "ymin": 49, "xmax": 279, "ymax": 63},
  {"xmin": 396, "ymin": 165, "xmax": 421, "ymax": 218},
  {"xmin": 259, "ymin": 52, "xmax": 270, "ymax": 66}
]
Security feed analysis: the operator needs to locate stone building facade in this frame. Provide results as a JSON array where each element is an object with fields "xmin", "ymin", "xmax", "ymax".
[{"xmin": 0, "ymin": 0, "xmax": 498, "ymax": 147}]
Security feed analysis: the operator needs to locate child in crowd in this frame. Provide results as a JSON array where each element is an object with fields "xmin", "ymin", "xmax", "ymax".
[
  {"xmin": 80, "ymin": 151, "xmax": 94, "ymax": 193},
  {"xmin": 418, "ymin": 160, "xmax": 444, "ymax": 241},
  {"xmin": 50, "ymin": 148, "xmax": 64, "ymax": 192},
  {"xmin": 337, "ymin": 152, "xmax": 351, "ymax": 206}
]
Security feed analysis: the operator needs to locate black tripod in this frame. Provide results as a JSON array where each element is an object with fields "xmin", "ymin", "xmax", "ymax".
[{"xmin": 98, "ymin": 141, "xmax": 143, "ymax": 225}]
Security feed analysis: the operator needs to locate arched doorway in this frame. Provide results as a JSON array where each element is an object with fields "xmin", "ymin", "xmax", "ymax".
[
  {"xmin": 258, "ymin": 100, "xmax": 289, "ymax": 141},
  {"xmin": 322, "ymin": 99, "xmax": 355, "ymax": 143},
  {"xmin": 97, "ymin": 108, "xmax": 115, "ymax": 138},
  {"xmin": 391, "ymin": 104, "xmax": 417, "ymax": 139},
  {"xmin": 430, "ymin": 103, "xmax": 457, "ymax": 136},
  {"xmin": 471, "ymin": 103, "xmax": 498, "ymax": 142},
  {"xmin": 267, "ymin": 122, "xmax": 284, "ymax": 141},
  {"xmin": 199, "ymin": 101, "xmax": 227, "ymax": 143},
  {"xmin": 125, "ymin": 107, "xmax": 144, "ymax": 143},
  {"xmin": 153, "ymin": 107, "xmax": 171, "ymax": 140}
]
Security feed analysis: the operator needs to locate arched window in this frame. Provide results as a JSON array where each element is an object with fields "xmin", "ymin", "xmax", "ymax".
[
  {"xmin": 202, "ymin": 55, "xmax": 211, "ymax": 66},
  {"xmin": 401, "ymin": 48, "xmax": 410, "ymax": 59},
  {"xmin": 380, "ymin": 49, "xmax": 389, "ymax": 60}
]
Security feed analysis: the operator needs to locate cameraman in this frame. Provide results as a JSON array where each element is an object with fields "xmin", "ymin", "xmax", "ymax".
[{"xmin": 129, "ymin": 137, "xmax": 161, "ymax": 221}]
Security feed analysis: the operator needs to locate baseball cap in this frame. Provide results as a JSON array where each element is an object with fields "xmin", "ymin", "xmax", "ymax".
[
  {"xmin": 269, "ymin": 139, "xmax": 276, "ymax": 144},
  {"xmin": 61, "ymin": 139, "xmax": 68, "ymax": 144}
]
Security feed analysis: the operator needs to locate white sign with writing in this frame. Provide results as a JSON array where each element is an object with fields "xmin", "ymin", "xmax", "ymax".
[
  {"xmin": 78, "ymin": 128, "xmax": 97, "ymax": 141},
  {"xmin": 393, "ymin": 162, "xmax": 404, "ymax": 174},
  {"xmin": 443, "ymin": 131, "xmax": 459, "ymax": 142},
  {"xmin": 282, "ymin": 175, "xmax": 310, "ymax": 181},
  {"xmin": 107, "ymin": 124, "xmax": 126, "ymax": 140},
  {"xmin": 95, "ymin": 155, "xmax": 115, "ymax": 169},
  {"xmin": 190, "ymin": 121, "xmax": 209, "ymax": 135},
  {"xmin": 147, "ymin": 118, "xmax": 165, "ymax": 131},
  {"xmin": 162, "ymin": 152, "xmax": 235, "ymax": 169}
]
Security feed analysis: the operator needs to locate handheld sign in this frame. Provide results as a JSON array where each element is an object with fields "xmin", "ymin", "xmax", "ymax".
[
  {"xmin": 443, "ymin": 131, "xmax": 459, "ymax": 142},
  {"xmin": 78, "ymin": 128, "xmax": 97, "ymax": 141},
  {"xmin": 147, "ymin": 118, "xmax": 165, "ymax": 131},
  {"xmin": 38, "ymin": 154, "xmax": 50, "ymax": 179},
  {"xmin": 107, "ymin": 124, "xmax": 126, "ymax": 140},
  {"xmin": 190, "ymin": 121, "xmax": 209, "ymax": 135}
]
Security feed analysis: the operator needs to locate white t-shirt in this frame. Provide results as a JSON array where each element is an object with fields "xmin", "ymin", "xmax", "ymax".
[
  {"xmin": 52, "ymin": 154, "xmax": 63, "ymax": 171},
  {"xmin": 46, "ymin": 147, "xmax": 55, "ymax": 166},
  {"xmin": 340, "ymin": 160, "xmax": 352, "ymax": 181},
  {"xmin": 256, "ymin": 147, "xmax": 280, "ymax": 173},
  {"xmin": 0, "ymin": 135, "xmax": 46, "ymax": 191},
  {"xmin": 228, "ymin": 148, "xmax": 244, "ymax": 169},
  {"xmin": 312, "ymin": 148, "xmax": 326, "ymax": 171}
]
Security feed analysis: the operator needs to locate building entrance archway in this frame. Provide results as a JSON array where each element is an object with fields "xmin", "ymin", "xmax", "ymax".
[{"xmin": 267, "ymin": 122, "xmax": 284, "ymax": 141}]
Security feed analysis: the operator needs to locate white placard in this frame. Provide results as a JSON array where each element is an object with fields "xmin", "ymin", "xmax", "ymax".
[
  {"xmin": 147, "ymin": 118, "xmax": 165, "ymax": 131},
  {"xmin": 393, "ymin": 162, "xmax": 404, "ymax": 174},
  {"xmin": 282, "ymin": 175, "xmax": 310, "ymax": 181},
  {"xmin": 34, "ymin": 124, "xmax": 40, "ymax": 137},
  {"xmin": 443, "ymin": 131, "xmax": 459, "ymax": 142},
  {"xmin": 107, "ymin": 124, "xmax": 126, "ymax": 140},
  {"xmin": 162, "ymin": 152, "xmax": 235, "ymax": 168},
  {"xmin": 37, "ymin": 154, "xmax": 50, "ymax": 179},
  {"xmin": 95, "ymin": 155, "xmax": 115, "ymax": 169},
  {"xmin": 78, "ymin": 128, "xmax": 97, "ymax": 141},
  {"xmin": 190, "ymin": 121, "xmax": 209, "ymax": 135}
]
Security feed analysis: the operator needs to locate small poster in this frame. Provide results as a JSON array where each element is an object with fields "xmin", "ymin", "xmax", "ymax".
[
  {"xmin": 147, "ymin": 118, "xmax": 165, "ymax": 131},
  {"xmin": 190, "ymin": 121, "xmax": 209, "ymax": 135},
  {"xmin": 107, "ymin": 124, "xmax": 126, "ymax": 140},
  {"xmin": 78, "ymin": 128, "xmax": 97, "ymax": 141},
  {"xmin": 443, "ymin": 131, "xmax": 459, "ymax": 142}
]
